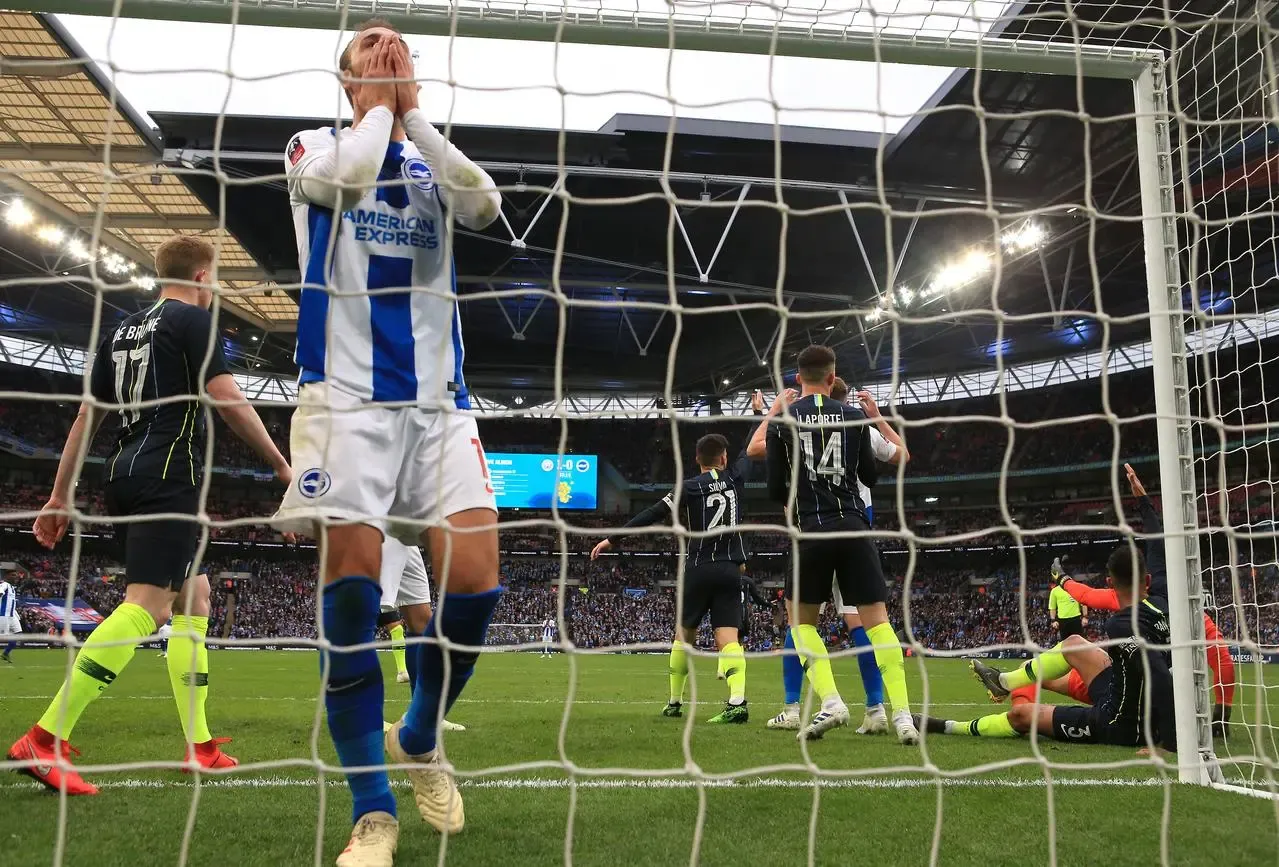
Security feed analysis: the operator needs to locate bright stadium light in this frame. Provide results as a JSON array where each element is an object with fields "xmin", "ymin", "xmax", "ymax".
[
  {"xmin": 65, "ymin": 238, "xmax": 91, "ymax": 261},
  {"xmin": 898, "ymin": 286, "xmax": 916, "ymax": 306},
  {"xmin": 930, "ymin": 249, "xmax": 991, "ymax": 294},
  {"xmin": 924, "ymin": 496, "xmax": 939, "ymax": 504},
  {"xmin": 1001, "ymin": 222, "xmax": 1047, "ymax": 253},
  {"xmin": 865, "ymin": 308, "xmax": 883, "ymax": 324},
  {"xmin": 5, "ymin": 199, "xmax": 33, "ymax": 228},
  {"xmin": 35, "ymin": 225, "xmax": 64, "ymax": 246},
  {"xmin": 132, "ymin": 275, "xmax": 156, "ymax": 291}
]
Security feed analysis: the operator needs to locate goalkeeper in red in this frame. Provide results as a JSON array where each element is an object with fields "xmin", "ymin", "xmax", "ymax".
[
  {"xmin": 1054, "ymin": 463, "xmax": 1235, "ymax": 735},
  {"xmin": 273, "ymin": 18, "xmax": 502, "ymax": 867}
]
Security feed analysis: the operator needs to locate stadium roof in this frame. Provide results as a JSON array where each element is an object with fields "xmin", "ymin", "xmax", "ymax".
[{"xmin": 0, "ymin": 12, "xmax": 290, "ymax": 330}]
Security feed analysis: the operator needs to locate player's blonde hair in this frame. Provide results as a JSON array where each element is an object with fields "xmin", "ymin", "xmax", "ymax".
[
  {"xmin": 339, "ymin": 17, "xmax": 396, "ymax": 75},
  {"xmin": 154, "ymin": 235, "xmax": 215, "ymax": 284}
]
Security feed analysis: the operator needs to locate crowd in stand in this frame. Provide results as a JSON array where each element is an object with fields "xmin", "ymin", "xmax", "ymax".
[{"xmin": 7, "ymin": 546, "xmax": 1276, "ymax": 652}]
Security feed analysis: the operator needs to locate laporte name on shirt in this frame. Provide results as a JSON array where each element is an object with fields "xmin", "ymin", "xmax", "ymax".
[{"xmin": 342, "ymin": 208, "xmax": 439, "ymax": 250}]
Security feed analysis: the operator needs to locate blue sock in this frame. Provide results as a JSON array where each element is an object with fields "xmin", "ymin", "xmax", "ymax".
[
  {"xmin": 2, "ymin": 641, "xmax": 14, "ymax": 657},
  {"xmin": 851, "ymin": 626, "xmax": 885, "ymax": 708},
  {"xmin": 782, "ymin": 629, "xmax": 803, "ymax": 705},
  {"xmin": 404, "ymin": 628, "xmax": 420, "ymax": 693},
  {"xmin": 321, "ymin": 576, "xmax": 395, "ymax": 822},
  {"xmin": 400, "ymin": 587, "xmax": 501, "ymax": 756}
]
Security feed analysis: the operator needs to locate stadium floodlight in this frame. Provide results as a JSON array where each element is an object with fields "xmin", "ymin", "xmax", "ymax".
[
  {"xmin": 64, "ymin": 238, "xmax": 91, "ymax": 261},
  {"xmin": 1001, "ymin": 222, "xmax": 1047, "ymax": 253},
  {"xmin": 924, "ymin": 496, "xmax": 939, "ymax": 504},
  {"xmin": 897, "ymin": 286, "xmax": 916, "ymax": 306},
  {"xmin": 131, "ymin": 275, "xmax": 156, "ymax": 291},
  {"xmin": 4, "ymin": 198, "xmax": 33, "ymax": 228},
  {"xmin": 35, "ymin": 225, "xmax": 64, "ymax": 246},
  {"xmin": 929, "ymin": 249, "xmax": 991, "ymax": 294}
]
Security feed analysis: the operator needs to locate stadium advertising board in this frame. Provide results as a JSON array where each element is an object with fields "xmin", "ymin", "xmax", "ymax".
[{"xmin": 486, "ymin": 453, "xmax": 598, "ymax": 510}]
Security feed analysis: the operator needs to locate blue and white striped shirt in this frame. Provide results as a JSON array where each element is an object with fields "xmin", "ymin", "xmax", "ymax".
[{"xmin": 0, "ymin": 581, "xmax": 16, "ymax": 619}]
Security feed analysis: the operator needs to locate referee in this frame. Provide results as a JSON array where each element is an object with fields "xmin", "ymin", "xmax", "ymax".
[{"xmin": 1049, "ymin": 558, "xmax": 1087, "ymax": 640}]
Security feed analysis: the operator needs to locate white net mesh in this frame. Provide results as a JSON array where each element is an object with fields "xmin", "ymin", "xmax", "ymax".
[{"xmin": 1, "ymin": 1, "xmax": 1278, "ymax": 865}]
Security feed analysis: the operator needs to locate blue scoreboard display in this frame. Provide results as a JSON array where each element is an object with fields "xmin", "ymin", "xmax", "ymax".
[{"xmin": 485, "ymin": 453, "xmax": 599, "ymax": 510}]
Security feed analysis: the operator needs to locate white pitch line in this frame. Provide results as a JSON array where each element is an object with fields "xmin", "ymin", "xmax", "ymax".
[
  {"xmin": 0, "ymin": 775, "xmax": 1172, "ymax": 792},
  {"xmin": 0, "ymin": 694, "xmax": 991, "ymax": 710}
]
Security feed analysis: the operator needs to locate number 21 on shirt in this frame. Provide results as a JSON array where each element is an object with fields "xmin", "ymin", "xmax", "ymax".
[{"xmin": 798, "ymin": 431, "xmax": 844, "ymax": 486}]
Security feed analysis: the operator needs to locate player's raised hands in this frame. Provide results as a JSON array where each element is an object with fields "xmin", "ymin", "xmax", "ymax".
[
  {"xmin": 354, "ymin": 37, "xmax": 397, "ymax": 116},
  {"xmin": 589, "ymin": 539, "xmax": 612, "ymax": 560},
  {"xmin": 1124, "ymin": 462, "xmax": 1147, "ymax": 498},
  {"xmin": 768, "ymin": 388, "xmax": 798, "ymax": 415},
  {"xmin": 855, "ymin": 389, "xmax": 882, "ymax": 418},
  {"xmin": 750, "ymin": 390, "xmax": 764, "ymax": 412},
  {"xmin": 33, "ymin": 496, "xmax": 69, "ymax": 549},
  {"xmin": 389, "ymin": 41, "xmax": 419, "ymax": 117}
]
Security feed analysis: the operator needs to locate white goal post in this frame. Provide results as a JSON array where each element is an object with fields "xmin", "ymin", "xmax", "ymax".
[{"xmin": 9, "ymin": 0, "xmax": 1229, "ymax": 793}]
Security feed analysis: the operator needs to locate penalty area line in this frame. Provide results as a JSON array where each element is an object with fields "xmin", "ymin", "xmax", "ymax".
[{"xmin": 0, "ymin": 775, "xmax": 1172, "ymax": 792}]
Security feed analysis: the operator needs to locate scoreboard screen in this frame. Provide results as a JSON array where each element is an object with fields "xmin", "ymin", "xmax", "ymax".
[{"xmin": 485, "ymin": 453, "xmax": 599, "ymax": 510}]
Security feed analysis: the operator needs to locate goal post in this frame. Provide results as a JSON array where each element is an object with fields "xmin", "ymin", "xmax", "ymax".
[{"xmin": 1133, "ymin": 60, "xmax": 1215, "ymax": 787}]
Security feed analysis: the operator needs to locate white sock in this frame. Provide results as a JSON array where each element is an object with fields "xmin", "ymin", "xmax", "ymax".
[
  {"xmin": 821, "ymin": 696, "xmax": 847, "ymax": 713},
  {"xmin": 944, "ymin": 720, "xmax": 959, "ymax": 735},
  {"xmin": 866, "ymin": 703, "xmax": 885, "ymax": 715}
]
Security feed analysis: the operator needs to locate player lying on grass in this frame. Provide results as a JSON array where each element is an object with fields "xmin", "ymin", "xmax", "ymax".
[
  {"xmin": 760, "ymin": 346, "xmax": 919, "ymax": 744},
  {"xmin": 380, "ymin": 537, "xmax": 465, "ymax": 732},
  {"xmin": 272, "ymin": 17, "xmax": 501, "ymax": 866},
  {"xmin": 9, "ymin": 235, "xmax": 291, "ymax": 795},
  {"xmin": 591, "ymin": 399, "xmax": 763, "ymax": 723},
  {"xmin": 1056, "ymin": 463, "xmax": 1235, "ymax": 737},
  {"xmin": 748, "ymin": 376, "xmax": 908, "ymax": 734},
  {"xmin": 915, "ymin": 544, "xmax": 1177, "ymax": 754}
]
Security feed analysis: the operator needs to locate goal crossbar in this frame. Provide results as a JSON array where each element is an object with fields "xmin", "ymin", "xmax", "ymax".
[{"xmin": 20, "ymin": 0, "xmax": 1159, "ymax": 77}]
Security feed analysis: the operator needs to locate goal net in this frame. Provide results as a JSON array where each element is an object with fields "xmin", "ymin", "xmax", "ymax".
[{"xmin": 0, "ymin": 0, "xmax": 1277, "ymax": 865}]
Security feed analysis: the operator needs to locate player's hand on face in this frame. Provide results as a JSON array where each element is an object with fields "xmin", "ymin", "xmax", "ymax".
[
  {"xmin": 356, "ymin": 37, "xmax": 397, "ymax": 115},
  {"xmin": 855, "ymin": 389, "xmax": 881, "ymax": 418},
  {"xmin": 589, "ymin": 539, "xmax": 611, "ymax": 560},
  {"xmin": 389, "ymin": 41, "xmax": 419, "ymax": 117},
  {"xmin": 1124, "ymin": 462, "xmax": 1147, "ymax": 498},
  {"xmin": 32, "ymin": 497, "xmax": 69, "ymax": 549}
]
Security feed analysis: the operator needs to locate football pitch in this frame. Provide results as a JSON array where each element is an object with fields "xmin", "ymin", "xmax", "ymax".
[{"xmin": 1, "ymin": 650, "xmax": 1275, "ymax": 866}]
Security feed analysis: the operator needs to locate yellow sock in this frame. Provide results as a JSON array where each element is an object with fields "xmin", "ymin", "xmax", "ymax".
[
  {"xmin": 389, "ymin": 623, "xmax": 407, "ymax": 676},
  {"xmin": 1002, "ymin": 645, "xmax": 1071, "ymax": 691},
  {"xmin": 669, "ymin": 641, "xmax": 688, "ymax": 704},
  {"xmin": 720, "ymin": 642, "xmax": 746, "ymax": 703},
  {"xmin": 792, "ymin": 625, "xmax": 839, "ymax": 702},
  {"xmin": 167, "ymin": 614, "xmax": 212, "ymax": 744},
  {"xmin": 37, "ymin": 602, "xmax": 155, "ymax": 740},
  {"xmin": 865, "ymin": 621, "xmax": 910, "ymax": 715},
  {"xmin": 954, "ymin": 713, "xmax": 1019, "ymax": 738}
]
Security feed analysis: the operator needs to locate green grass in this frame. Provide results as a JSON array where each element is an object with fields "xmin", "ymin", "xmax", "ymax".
[{"xmin": 1, "ymin": 650, "xmax": 1276, "ymax": 866}]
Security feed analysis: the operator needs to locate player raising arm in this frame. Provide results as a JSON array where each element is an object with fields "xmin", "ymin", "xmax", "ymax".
[
  {"xmin": 272, "ymin": 18, "xmax": 501, "ymax": 866},
  {"xmin": 765, "ymin": 346, "xmax": 918, "ymax": 744},
  {"xmin": 8, "ymin": 235, "xmax": 290, "ymax": 795},
  {"xmin": 591, "ymin": 428, "xmax": 761, "ymax": 724},
  {"xmin": 919, "ymin": 545, "xmax": 1177, "ymax": 755},
  {"xmin": 1057, "ymin": 463, "xmax": 1234, "ymax": 735}
]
